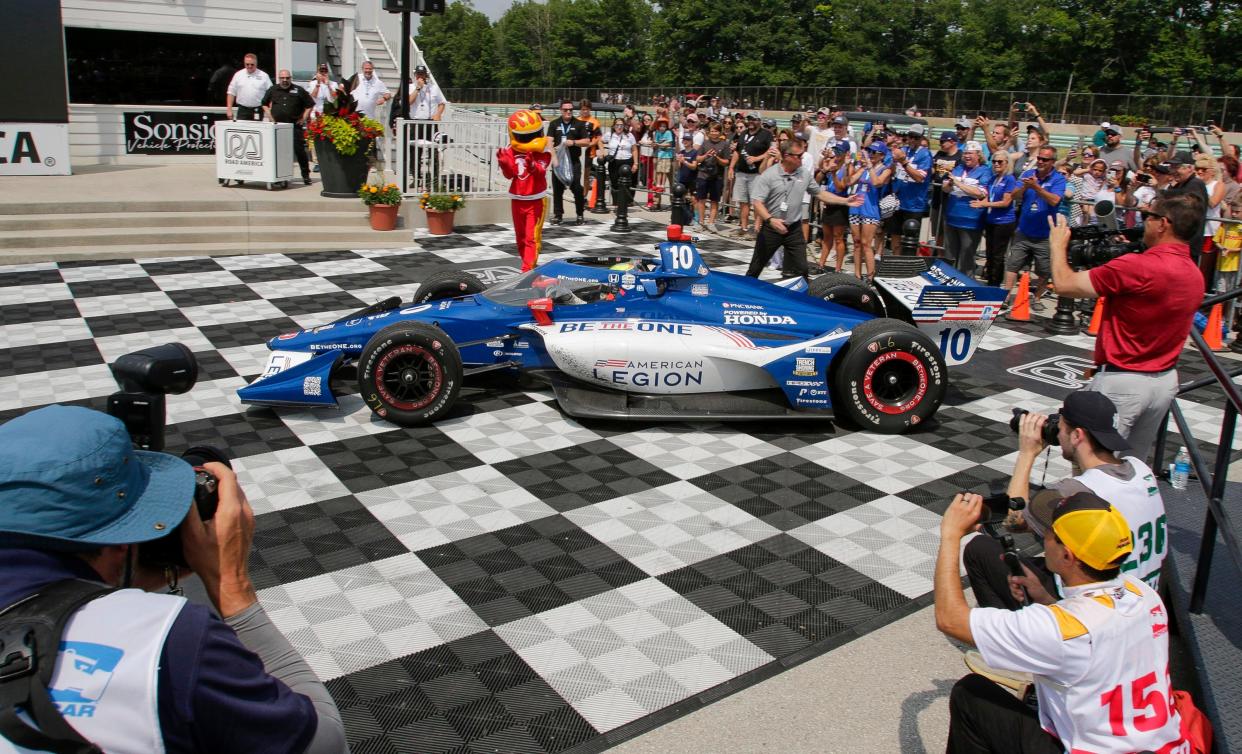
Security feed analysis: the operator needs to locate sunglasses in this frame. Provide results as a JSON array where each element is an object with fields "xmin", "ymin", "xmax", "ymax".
[
  {"xmin": 560, "ymin": 107, "xmax": 573, "ymax": 112},
  {"xmin": 1035, "ymin": 157, "xmax": 1055, "ymax": 163},
  {"xmin": 991, "ymin": 160, "xmax": 1006, "ymax": 164},
  {"xmin": 1140, "ymin": 210, "xmax": 1166, "ymax": 222}
]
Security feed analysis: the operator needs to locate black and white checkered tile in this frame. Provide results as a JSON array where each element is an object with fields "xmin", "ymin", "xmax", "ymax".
[{"xmin": 2, "ymin": 217, "xmax": 1236, "ymax": 753}]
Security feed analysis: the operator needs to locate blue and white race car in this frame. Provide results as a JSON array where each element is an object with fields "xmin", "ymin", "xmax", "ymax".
[{"xmin": 239, "ymin": 227, "xmax": 1004, "ymax": 433}]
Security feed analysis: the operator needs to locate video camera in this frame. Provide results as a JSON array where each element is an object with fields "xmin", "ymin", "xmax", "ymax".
[
  {"xmin": 107, "ymin": 343, "xmax": 231, "ymax": 569},
  {"xmin": 976, "ymin": 482, "xmax": 1031, "ymax": 601},
  {"xmin": 1067, "ymin": 199, "xmax": 1143, "ymax": 269}
]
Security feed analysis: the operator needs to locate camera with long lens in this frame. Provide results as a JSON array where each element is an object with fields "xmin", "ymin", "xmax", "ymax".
[
  {"xmin": 106, "ymin": 343, "xmax": 231, "ymax": 569},
  {"xmin": 1010, "ymin": 408, "xmax": 1060, "ymax": 446},
  {"xmin": 1067, "ymin": 199, "xmax": 1143, "ymax": 269}
]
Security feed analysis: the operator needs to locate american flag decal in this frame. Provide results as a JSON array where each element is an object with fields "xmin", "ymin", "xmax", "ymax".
[
  {"xmin": 595, "ymin": 359, "xmax": 629, "ymax": 368},
  {"xmin": 913, "ymin": 301, "xmax": 1004, "ymax": 323}
]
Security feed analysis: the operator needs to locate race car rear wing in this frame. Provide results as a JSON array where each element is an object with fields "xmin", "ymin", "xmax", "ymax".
[{"xmin": 872, "ymin": 258, "xmax": 1006, "ymax": 366}]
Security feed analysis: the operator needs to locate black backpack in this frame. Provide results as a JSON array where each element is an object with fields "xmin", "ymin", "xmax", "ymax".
[{"xmin": 0, "ymin": 580, "xmax": 116, "ymax": 753}]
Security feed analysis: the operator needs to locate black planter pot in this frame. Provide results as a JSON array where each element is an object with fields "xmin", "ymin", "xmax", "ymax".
[{"xmin": 316, "ymin": 138, "xmax": 371, "ymax": 198}]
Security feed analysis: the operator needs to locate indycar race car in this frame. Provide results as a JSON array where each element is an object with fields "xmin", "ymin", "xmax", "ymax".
[{"xmin": 238, "ymin": 227, "xmax": 1004, "ymax": 433}]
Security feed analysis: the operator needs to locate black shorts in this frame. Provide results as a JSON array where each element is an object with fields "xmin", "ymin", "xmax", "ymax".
[
  {"xmin": 885, "ymin": 208, "xmax": 927, "ymax": 235},
  {"xmin": 695, "ymin": 175, "xmax": 723, "ymax": 202},
  {"xmin": 821, "ymin": 203, "xmax": 849, "ymax": 227}
]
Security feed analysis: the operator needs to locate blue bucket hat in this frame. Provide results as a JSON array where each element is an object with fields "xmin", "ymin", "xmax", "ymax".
[
  {"xmin": 867, "ymin": 141, "xmax": 890, "ymax": 156},
  {"xmin": 0, "ymin": 405, "xmax": 195, "ymax": 551}
]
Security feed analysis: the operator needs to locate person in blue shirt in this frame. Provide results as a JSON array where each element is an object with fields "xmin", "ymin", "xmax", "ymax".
[
  {"xmin": 838, "ymin": 141, "xmax": 893, "ymax": 279},
  {"xmin": 971, "ymin": 150, "xmax": 1020, "ymax": 286},
  {"xmin": 888, "ymin": 124, "xmax": 934, "ymax": 255},
  {"xmin": 676, "ymin": 134, "xmax": 700, "ymax": 223},
  {"xmin": 815, "ymin": 145, "xmax": 852, "ymax": 272},
  {"xmin": 1003, "ymin": 145, "xmax": 1068, "ymax": 312},
  {"xmin": 941, "ymin": 141, "xmax": 992, "ymax": 274}
]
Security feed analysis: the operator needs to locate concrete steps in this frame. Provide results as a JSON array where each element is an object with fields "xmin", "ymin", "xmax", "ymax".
[
  {"xmin": 0, "ymin": 197, "xmax": 417, "ymax": 262},
  {"xmin": 0, "ymin": 211, "xmax": 367, "ymax": 232}
]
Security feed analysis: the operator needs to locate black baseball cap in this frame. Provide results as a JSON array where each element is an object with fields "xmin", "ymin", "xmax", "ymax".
[
  {"xmin": 1166, "ymin": 151, "xmax": 1195, "ymax": 167},
  {"xmin": 1061, "ymin": 391, "xmax": 1131, "ymax": 452}
]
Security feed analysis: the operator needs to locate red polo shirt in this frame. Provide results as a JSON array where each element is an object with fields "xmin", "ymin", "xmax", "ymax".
[{"xmin": 1088, "ymin": 241, "xmax": 1203, "ymax": 371}]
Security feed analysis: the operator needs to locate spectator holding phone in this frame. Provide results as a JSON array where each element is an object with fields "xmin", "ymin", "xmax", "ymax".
[{"xmin": 839, "ymin": 142, "xmax": 894, "ymax": 279}]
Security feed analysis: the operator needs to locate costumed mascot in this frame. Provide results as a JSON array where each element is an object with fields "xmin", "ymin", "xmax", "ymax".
[{"xmin": 497, "ymin": 109, "xmax": 552, "ymax": 271}]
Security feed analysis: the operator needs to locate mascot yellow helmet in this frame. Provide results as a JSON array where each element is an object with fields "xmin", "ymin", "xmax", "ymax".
[{"xmin": 508, "ymin": 109, "xmax": 547, "ymax": 154}]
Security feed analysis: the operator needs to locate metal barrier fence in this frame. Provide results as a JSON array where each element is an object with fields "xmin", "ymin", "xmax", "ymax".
[
  {"xmin": 444, "ymin": 87, "xmax": 1238, "ymax": 130},
  {"xmin": 392, "ymin": 116, "xmax": 511, "ymax": 197}
]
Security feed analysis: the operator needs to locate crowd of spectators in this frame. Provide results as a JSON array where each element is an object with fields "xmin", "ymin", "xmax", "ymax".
[{"xmin": 584, "ymin": 97, "xmax": 1237, "ymax": 336}]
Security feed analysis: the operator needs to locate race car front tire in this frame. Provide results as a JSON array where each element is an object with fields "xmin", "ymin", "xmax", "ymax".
[
  {"xmin": 411, "ymin": 269, "xmax": 486, "ymax": 304},
  {"xmin": 358, "ymin": 322, "xmax": 463, "ymax": 426},
  {"xmin": 807, "ymin": 272, "xmax": 885, "ymax": 317},
  {"xmin": 830, "ymin": 318, "xmax": 946, "ymax": 433}
]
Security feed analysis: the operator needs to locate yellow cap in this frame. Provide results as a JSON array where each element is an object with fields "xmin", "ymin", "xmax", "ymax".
[{"xmin": 1050, "ymin": 492, "xmax": 1133, "ymax": 571}]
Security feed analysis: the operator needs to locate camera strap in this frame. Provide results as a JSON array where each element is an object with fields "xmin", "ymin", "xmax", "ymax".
[{"xmin": 0, "ymin": 579, "xmax": 116, "ymax": 754}]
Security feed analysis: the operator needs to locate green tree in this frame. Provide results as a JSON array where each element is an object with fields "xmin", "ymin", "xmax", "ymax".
[
  {"xmin": 495, "ymin": 0, "xmax": 557, "ymax": 87},
  {"xmin": 415, "ymin": 1, "xmax": 498, "ymax": 89}
]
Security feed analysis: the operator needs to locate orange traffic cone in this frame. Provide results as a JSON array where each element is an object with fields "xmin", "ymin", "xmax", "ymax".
[
  {"xmin": 588, "ymin": 177, "xmax": 599, "ymax": 209},
  {"xmin": 1007, "ymin": 273, "xmax": 1031, "ymax": 321},
  {"xmin": 1085, "ymin": 297, "xmax": 1106, "ymax": 336},
  {"xmin": 1204, "ymin": 303, "xmax": 1226, "ymax": 350}
]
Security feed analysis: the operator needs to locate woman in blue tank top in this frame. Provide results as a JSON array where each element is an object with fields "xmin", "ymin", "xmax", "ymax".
[{"xmin": 837, "ymin": 142, "xmax": 892, "ymax": 279}]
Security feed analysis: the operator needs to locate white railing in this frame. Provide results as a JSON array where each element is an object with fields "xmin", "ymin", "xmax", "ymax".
[{"xmin": 393, "ymin": 118, "xmax": 510, "ymax": 197}]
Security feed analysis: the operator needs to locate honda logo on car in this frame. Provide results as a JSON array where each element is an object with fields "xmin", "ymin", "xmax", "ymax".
[
  {"xmin": 592, "ymin": 359, "xmax": 704, "ymax": 387},
  {"xmin": 722, "ymin": 313, "xmax": 797, "ymax": 325}
]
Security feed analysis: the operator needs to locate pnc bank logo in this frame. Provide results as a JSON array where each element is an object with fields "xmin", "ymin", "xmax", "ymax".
[{"xmin": 225, "ymin": 131, "xmax": 262, "ymax": 160}]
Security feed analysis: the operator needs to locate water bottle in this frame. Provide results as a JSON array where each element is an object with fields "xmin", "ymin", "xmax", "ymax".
[{"xmin": 1171, "ymin": 446, "xmax": 1190, "ymax": 490}]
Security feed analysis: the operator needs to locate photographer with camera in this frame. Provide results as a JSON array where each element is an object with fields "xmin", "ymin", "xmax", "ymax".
[
  {"xmin": 0, "ymin": 405, "xmax": 345, "ymax": 754},
  {"xmin": 1048, "ymin": 192, "xmax": 1206, "ymax": 462},
  {"xmin": 936, "ymin": 490, "xmax": 1186, "ymax": 754},
  {"xmin": 963, "ymin": 391, "xmax": 1167, "ymax": 615}
]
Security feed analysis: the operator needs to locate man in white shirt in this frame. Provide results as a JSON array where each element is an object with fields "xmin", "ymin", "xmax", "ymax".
[
  {"xmin": 305, "ymin": 63, "xmax": 336, "ymax": 116},
  {"xmin": 936, "ymin": 491, "xmax": 1186, "ymax": 754},
  {"xmin": 225, "ymin": 53, "xmax": 271, "ymax": 122},
  {"xmin": 349, "ymin": 61, "xmax": 391, "ymax": 120},
  {"xmin": 406, "ymin": 65, "xmax": 446, "ymax": 121},
  {"xmin": 677, "ymin": 114, "xmax": 705, "ymax": 149},
  {"xmin": 404, "ymin": 65, "xmax": 447, "ymax": 190}
]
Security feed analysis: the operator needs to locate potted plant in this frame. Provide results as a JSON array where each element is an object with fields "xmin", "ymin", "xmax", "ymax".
[
  {"xmin": 358, "ymin": 181, "xmax": 403, "ymax": 230},
  {"xmin": 419, "ymin": 192, "xmax": 465, "ymax": 235},
  {"xmin": 305, "ymin": 91, "xmax": 383, "ymax": 198}
]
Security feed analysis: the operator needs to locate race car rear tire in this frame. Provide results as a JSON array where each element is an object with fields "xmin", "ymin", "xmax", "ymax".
[
  {"xmin": 830, "ymin": 318, "xmax": 946, "ymax": 433},
  {"xmin": 807, "ymin": 272, "xmax": 885, "ymax": 317},
  {"xmin": 411, "ymin": 269, "xmax": 486, "ymax": 304},
  {"xmin": 358, "ymin": 322, "xmax": 463, "ymax": 426}
]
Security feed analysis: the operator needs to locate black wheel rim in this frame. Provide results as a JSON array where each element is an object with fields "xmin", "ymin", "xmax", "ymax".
[
  {"xmin": 374, "ymin": 344, "xmax": 443, "ymax": 411},
  {"xmin": 862, "ymin": 350, "xmax": 928, "ymax": 415}
]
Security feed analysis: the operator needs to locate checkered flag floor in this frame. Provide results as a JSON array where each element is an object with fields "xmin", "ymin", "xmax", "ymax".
[{"xmin": 2, "ymin": 218, "xmax": 1235, "ymax": 752}]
